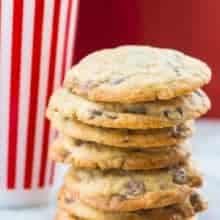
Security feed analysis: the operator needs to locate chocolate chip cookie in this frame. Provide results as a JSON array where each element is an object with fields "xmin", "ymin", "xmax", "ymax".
[
  {"xmin": 55, "ymin": 209, "xmax": 197, "ymax": 220},
  {"xmin": 64, "ymin": 164, "xmax": 202, "ymax": 212},
  {"xmin": 51, "ymin": 135, "xmax": 190, "ymax": 170},
  {"xmin": 46, "ymin": 108, "xmax": 193, "ymax": 148},
  {"xmin": 57, "ymin": 187, "xmax": 206, "ymax": 220},
  {"xmin": 48, "ymin": 88, "xmax": 210, "ymax": 129},
  {"xmin": 64, "ymin": 46, "xmax": 211, "ymax": 103}
]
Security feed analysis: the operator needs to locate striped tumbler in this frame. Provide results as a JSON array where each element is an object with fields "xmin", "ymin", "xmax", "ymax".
[{"xmin": 0, "ymin": 0, "xmax": 79, "ymax": 207}]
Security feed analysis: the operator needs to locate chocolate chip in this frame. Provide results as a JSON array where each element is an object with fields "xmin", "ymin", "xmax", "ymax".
[
  {"xmin": 195, "ymin": 90, "xmax": 203, "ymax": 97},
  {"xmin": 164, "ymin": 108, "xmax": 183, "ymax": 120},
  {"xmin": 190, "ymin": 192, "xmax": 200, "ymax": 204},
  {"xmin": 177, "ymin": 107, "xmax": 183, "ymax": 115},
  {"xmin": 164, "ymin": 110, "xmax": 170, "ymax": 118},
  {"xmin": 64, "ymin": 197, "xmax": 74, "ymax": 204},
  {"xmin": 166, "ymin": 57, "xmax": 183, "ymax": 76},
  {"xmin": 63, "ymin": 116, "xmax": 69, "ymax": 121},
  {"xmin": 74, "ymin": 139, "xmax": 84, "ymax": 146},
  {"xmin": 129, "ymin": 148, "xmax": 143, "ymax": 153},
  {"xmin": 88, "ymin": 109, "xmax": 103, "ymax": 119},
  {"xmin": 172, "ymin": 167, "xmax": 188, "ymax": 184},
  {"xmin": 174, "ymin": 67, "xmax": 180, "ymax": 73},
  {"xmin": 189, "ymin": 192, "xmax": 205, "ymax": 212},
  {"xmin": 174, "ymin": 67, "xmax": 182, "ymax": 77},
  {"xmin": 171, "ymin": 125, "xmax": 186, "ymax": 138},
  {"xmin": 122, "ymin": 180, "xmax": 145, "ymax": 198},
  {"xmin": 109, "ymin": 77, "xmax": 126, "ymax": 85},
  {"xmin": 91, "ymin": 109, "xmax": 103, "ymax": 116},
  {"xmin": 125, "ymin": 105, "xmax": 146, "ymax": 114}
]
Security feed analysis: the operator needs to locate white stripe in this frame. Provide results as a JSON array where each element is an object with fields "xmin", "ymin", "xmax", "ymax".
[
  {"xmin": 45, "ymin": 0, "xmax": 69, "ymax": 186},
  {"xmin": 0, "ymin": 0, "xmax": 13, "ymax": 189},
  {"xmin": 16, "ymin": 0, "xmax": 35, "ymax": 189},
  {"xmin": 65, "ymin": 0, "xmax": 80, "ymax": 70},
  {"xmin": 31, "ymin": 0, "xmax": 55, "ymax": 188}
]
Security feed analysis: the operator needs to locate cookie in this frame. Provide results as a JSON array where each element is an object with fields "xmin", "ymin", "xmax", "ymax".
[
  {"xmin": 47, "ymin": 109, "xmax": 193, "ymax": 148},
  {"xmin": 48, "ymin": 88, "xmax": 210, "ymax": 129},
  {"xmin": 50, "ymin": 135, "xmax": 190, "ymax": 170},
  {"xmin": 64, "ymin": 45, "xmax": 211, "ymax": 103},
  {"xmin": 64, "ymin": 164, "xmax": 203, "ymax": 211},
  {"xmin": 55, "ymin": 210, "xmax": 74, "ymax": 220},
  {"xmin": 57, "ymin": 187, "xmax": 206, "ymax": 220},
  {"xmin": 55, "ymin": 210, "xmax": 197, "ymax": 220}
]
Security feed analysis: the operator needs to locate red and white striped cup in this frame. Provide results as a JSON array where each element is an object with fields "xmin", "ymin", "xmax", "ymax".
[{"xmin": 0, "ymin": 0, "xmax": 79, "ymax": 207}]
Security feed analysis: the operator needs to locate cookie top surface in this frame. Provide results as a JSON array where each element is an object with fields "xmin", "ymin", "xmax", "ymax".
[
  {"xmin": 64, "ymin": 45, "xmax": 211, "ymax": 103},
  {"xmin": 48, "ymin": 88, "xmax": 210, "ymax": 129},
  {"xmin": 58, "ymin": 187, "xmax": 206, "ymax": 220},
  {"xmin": 47, "ymin": 108, "xmax": 193, "ymax": 148},
  {"xmin": 51, "ymin": 136, "xmax": 190, "ymax": 170},
  {"xmin": 65, "ymin": 164, "xmax": 202, "ymax": 211}
]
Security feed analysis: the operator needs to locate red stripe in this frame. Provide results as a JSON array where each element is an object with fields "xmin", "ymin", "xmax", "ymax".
[
  {"xmin": 38, "ymin": 0, "xmax": 61, "ymax": 187},
  {"xmin": 7, "ymin": 0, "xmax": 23, "ymax": 189},
  {"xmin": 61, "ymin": 0, "xmax": 73, "ymax": 81},
  {"xmin": 24, "ymin": 0, "xmax": 44, "ymax": 189}
]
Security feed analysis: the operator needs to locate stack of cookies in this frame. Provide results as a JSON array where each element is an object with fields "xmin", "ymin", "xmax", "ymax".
[{"xmin": 46, "ymin": 46, "xmax": 211, "ymax": 220}]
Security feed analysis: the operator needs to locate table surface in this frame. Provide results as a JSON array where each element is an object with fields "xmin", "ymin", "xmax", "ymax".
[{"xmin": 0, "ymin": 119, "xmax": 219, "ymax": 220}]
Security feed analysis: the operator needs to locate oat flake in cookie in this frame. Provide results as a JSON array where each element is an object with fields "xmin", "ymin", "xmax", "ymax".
[
  {"xmin": 48, "ymin": 88, "xmax": 210, "ymax": 129},
  {"xmin": 64, "ymin": 164, "xmax": 203, "ymax": 212},
  {"xmin": 64, "ymin": 45, "xmax": 211, "ymax": 103}
]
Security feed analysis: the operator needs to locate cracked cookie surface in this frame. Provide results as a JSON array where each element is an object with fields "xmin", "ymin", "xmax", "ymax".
[
  {"xmin": 50, "ymin": 136, "xmax": 190, "ymax": 170},
  {"xmin": 48, "ymin": 88, "xmax": 210, "ymax": 129},
  {"xmin": 64, "ymin": 164, "xmax": 202, "ymax": 211},
  {"xmin": 46, "ymin": 109, "xmax": 193, "ymax": 148},
  {"xmin": 64, "ymin": 45, "xmax": 211, "ymax": 103}
]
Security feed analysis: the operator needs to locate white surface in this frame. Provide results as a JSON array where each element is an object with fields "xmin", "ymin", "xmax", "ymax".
[
  {"xmin": 0, "ymin": 188, "xmax": 52, "ymax": 208},
  {"xmin": 0, "ymin": 205, "xmax": 55, "ymax": 220},
  {"xmin": 0, "ymin": 119, "xmax": 219, "ymax": 220},
  {"xmin": 191, "ymin": 119, "xmax": 220, "ymax": 220}
]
